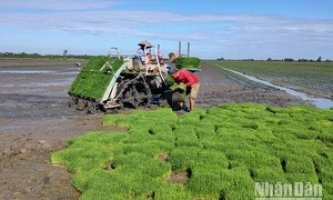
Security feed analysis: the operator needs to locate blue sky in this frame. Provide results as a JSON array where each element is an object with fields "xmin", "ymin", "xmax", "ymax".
[{"xmin": 1, "ymin": 0, "xmax": 333, "ymax": 60}]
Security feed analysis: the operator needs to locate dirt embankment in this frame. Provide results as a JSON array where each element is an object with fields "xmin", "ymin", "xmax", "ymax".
[{"xmin": 0, "ymin": 60, "xmax": 305, "ymax": 200}]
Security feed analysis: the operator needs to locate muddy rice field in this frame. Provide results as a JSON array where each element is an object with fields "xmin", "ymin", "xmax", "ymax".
[{"xmin": 0, "ymin": 59, "xmax": 308, "ymax": 200}]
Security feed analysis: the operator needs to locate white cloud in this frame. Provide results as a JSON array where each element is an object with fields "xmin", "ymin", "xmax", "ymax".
[
  {"xmin": 0, "ymin": 0, "xmax": 118, "ymax": 10},
  {"xmin": 1, "ymin": 5, "xmax": 333, "ymax": 59}
]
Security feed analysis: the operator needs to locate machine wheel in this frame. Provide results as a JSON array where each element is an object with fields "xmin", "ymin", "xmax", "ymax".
[
  {"xmin": 76, "ymin": 99, "xmax": 87, "ymax": 111},
  {"xmin": 86, "ymin": 101, "xmax": 98, "ymax": 113},
  {"xmin": 68, "ymin": 96, "xmax": 76, "ymax": 107},
  {"xmin": 115, "ymin": 76, "xmax": 152, "ymax": 109},
  {"xmin": 172, "ymin": 89, "xmax": 185, "ymax": 103},
  {"xmin": 171, "ymin": 89, "xmax": 185, "ymax": 111},
  {"xmin": 132, "ymin": 87, "xmax": 139, "ymax": 109},
  {"xmin": 121, "ymin": 86, "xmax": 139, "ymax": 109}
]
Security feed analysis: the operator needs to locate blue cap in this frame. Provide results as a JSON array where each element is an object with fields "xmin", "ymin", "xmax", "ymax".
[{"xmin": 167, "ymin": 66, "xmax": 178, "ymax": 75}]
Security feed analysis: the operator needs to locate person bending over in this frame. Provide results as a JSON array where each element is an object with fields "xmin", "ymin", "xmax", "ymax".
[{"xmin": 168, "ymin": 67, "xmax": 200, "ymax": 112}]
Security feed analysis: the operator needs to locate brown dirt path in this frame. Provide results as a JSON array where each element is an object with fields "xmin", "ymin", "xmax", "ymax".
[{"xmin": 196, "ymin": 60, "xmax": 304, "ymax": 108}]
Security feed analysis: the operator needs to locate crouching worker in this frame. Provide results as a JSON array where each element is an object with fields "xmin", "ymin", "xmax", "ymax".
[{"xmin": 167, "ymin": 67, "xmax": 200, "ymax": 112}]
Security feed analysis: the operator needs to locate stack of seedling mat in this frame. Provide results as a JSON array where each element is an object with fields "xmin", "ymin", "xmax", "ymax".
[
  {"xmin": 68, "ymin": 56, "xmax": 124, "ymax": 101},
  {"xmin": 173, "ymin": 56, "xmax": 201, "ymax": 72}
]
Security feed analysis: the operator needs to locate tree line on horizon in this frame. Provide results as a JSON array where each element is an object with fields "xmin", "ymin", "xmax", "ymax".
[
  {"xmin": 217, "ymin": 56, "xmax": 332, "ymax": 62},
  {"xmin": 0, "ymin": 51, "xmax": 92, "ymax": 59},
  {"xmin": 1, "ymin": 51, "xmax": 332, "ymax": 63}
]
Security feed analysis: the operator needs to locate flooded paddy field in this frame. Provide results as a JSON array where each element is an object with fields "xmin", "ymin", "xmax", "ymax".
[{"xmin": 210, "ymin": 60, "xmax": 333, "ymax": 102}]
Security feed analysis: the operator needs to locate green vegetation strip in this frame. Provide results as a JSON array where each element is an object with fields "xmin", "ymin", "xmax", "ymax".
[
  {"xmin": 210, "ymin": 60, "xmax": 333, "ymax": 98},
  {"xmin": 51, "ymin": 104, "xmax": 333, "ymax": 199},
  {"xmin": 173, "ymin": 57, "xmax": 201, "ymax": 69}
]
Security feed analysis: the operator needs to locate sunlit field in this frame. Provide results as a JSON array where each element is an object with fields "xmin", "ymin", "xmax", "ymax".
[{"xmin": 209, "ymin": 60, "xmax": 333, "ymax": 99}]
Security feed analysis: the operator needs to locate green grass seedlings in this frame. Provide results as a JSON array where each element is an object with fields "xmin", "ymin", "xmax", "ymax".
[
  {"xmin": 68, "ymin": 56, "xmax": 124, "ymax": 100},
  {"xmin": 52, "ymin": 104, "xmax": 333, "ymax": 199}
]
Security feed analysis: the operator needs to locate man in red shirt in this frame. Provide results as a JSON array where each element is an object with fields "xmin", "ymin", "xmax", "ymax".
[{"xmin": 168, "ymin": 67, "xmax": 200, "ymax": 112}]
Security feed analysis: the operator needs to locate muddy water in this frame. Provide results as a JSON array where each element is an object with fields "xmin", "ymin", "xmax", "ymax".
[
  {"xmin": 0, "ymin": 62, "xmax": 89, "ymax": 200},
  {"xmin": 221, "ymin": 67, "xmax": 333, "ymax": 109}
]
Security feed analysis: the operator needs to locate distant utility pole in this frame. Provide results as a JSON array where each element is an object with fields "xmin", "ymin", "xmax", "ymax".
[
  {"xmin": 178, "ymin": 41, "xmax": 191, "ymax": 57},
  {"xmin": 63, "ymin": 50, "xmax": 68, "ymax": 59}
]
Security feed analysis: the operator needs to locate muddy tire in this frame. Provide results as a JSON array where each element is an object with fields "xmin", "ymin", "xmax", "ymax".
[
  {"xmin": 68, "ymin": 96, "xmax": 76, "ymax": 107},
  {"xmin": 86, "ymin": 101, "xmax": 98, "ymax": 114},
  {"xmin": 76, "ymin": 99, "xmax": 87, "ymax": 111},
  {"xmin": 172, "ymin": 90, "xmax": 185, "ymax": 103}
]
